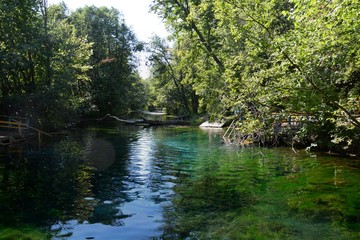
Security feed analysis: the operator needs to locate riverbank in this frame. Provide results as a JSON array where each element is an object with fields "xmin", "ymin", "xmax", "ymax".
[
  {"xmin": 78, "ymin": 112, "xmax": 360, "ymax": 158},
  {"xmin": 221, "ymin": 116, "xmax": 360, "ymax": 158}
]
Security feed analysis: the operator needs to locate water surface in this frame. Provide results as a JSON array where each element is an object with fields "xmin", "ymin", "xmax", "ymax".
[{"xmin": 0, "ymin": 125, "xmax": 359, "ymax": 239}]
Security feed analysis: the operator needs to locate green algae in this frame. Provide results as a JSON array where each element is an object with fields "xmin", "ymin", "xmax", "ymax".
[{"xmin": 0, "ymin": 228, "xmax": 50, "ymax": 240}]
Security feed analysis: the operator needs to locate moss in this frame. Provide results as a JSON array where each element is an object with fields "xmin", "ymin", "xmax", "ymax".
[{"xmin": 0, "ymin": 228, "xmax": 50, "ymax": 240}]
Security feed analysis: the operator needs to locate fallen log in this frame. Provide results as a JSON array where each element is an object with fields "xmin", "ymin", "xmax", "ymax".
[
  {"xmin": 142, "ymin": 119, "xmax": 190, "ymax": 126},
  {"xmin": 101, "ymin": 114, "xmax": 190, "ymax": 126},
  {"xmin": 101, "ymin": 114, "xmax": 144, "ymax": 124}
]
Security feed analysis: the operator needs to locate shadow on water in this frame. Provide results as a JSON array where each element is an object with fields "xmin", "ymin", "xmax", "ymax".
[
  {"xmin": 0, "ymin": 125, "xmax": 359, "ymax": 239},
  {"xmin": 0, "ymin": 138, "xmax": 95, "ymax": 239}
]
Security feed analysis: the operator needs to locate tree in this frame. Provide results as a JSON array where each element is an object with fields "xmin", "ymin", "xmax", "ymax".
[
  {"xmin": 148, "ymin": 36, "xmax": 197, "ymax": 114},
  {"xmin": 70, "ymin": 6, "xmax": 145, "ymax": 115},
  {"xmin": 34, "ymin": 2, "xmax": 93, "ymax": 129},
  {"xmin": 0, "ymin": 1, "xmax": 93, "ymax": 129},
  {"xmin": 151, "ymin": 0, "xmax": 227, "ymax": 116},
  {"xmin": 0, "ymin": 0, "xmax": 41, "ymax": 98}
]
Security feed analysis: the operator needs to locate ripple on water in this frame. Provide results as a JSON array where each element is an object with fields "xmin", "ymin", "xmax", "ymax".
[{"xmin": 1, "ymin": 127, "xmax": 360, "ymax": 240}]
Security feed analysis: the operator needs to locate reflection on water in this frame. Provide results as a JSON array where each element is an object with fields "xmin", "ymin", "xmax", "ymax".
[
  {"xmin": 0, "ymin": 125, "xmax": 359, "ymax": 239},
  {"xmin": 86, "ymin": 139, "xmax": 116, "ymax": 171}
]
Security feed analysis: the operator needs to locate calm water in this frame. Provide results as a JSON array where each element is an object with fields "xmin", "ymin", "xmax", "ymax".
[{"xmin": 0, "ymin": 125, "xmax": 359, "ymax": 239}]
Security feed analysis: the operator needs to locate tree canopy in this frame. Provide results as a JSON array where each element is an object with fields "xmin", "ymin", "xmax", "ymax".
[
  {"xmin": 149, "ymin": 0, "xmax": 360, "ymax": 152},
  {"xmin": 0, "ymin": 0, "xmax": 146, "ymax": 129}
]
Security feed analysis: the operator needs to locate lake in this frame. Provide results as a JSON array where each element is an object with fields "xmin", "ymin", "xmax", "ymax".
[{"xmin": 0, "ymin": 125, "xmax": 359, "ymax": 239}]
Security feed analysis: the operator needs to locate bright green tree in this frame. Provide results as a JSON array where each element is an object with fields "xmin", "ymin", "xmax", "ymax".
[
  {"xmin": 148, "ymin": 36, "xmax": 199, "ymax": 114},
  {"xmin": 151, "ymin": 0, "xmax": 360, "ymax": 152},
  {"xmin": 151, "ymin": 0, "xmax": 227, "ymax": 116}
]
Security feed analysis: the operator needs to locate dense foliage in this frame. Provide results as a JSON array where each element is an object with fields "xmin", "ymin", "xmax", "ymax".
[
  {"xmin": 1, "ymin": 0, "xmax": 359, "ymax": 153},
  {"xmin": 150, "ymin": 0, "xmax": 360, "ymax": 153},
  {"xmin": 147, "ymin": 36, "xmax": 199, "ymax": 114},
  {"xmin": 0, "ymin": 0, "xmax": 146, "ymax": 129}
]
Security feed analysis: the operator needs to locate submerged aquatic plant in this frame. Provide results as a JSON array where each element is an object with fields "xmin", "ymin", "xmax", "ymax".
[{"xmin": 0, "ymin": 228, "xmax": 50, "ymax": 240}]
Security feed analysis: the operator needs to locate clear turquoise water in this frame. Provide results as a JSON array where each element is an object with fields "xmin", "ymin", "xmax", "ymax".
[{"xmin": 0, "ymin": 125, "xmax": 359, "ymax": 239}]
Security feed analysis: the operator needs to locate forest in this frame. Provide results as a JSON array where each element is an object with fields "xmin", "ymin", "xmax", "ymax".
[{"xmin": 1, "ymin": 0, "xmax": 360, "ymax": 154}]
